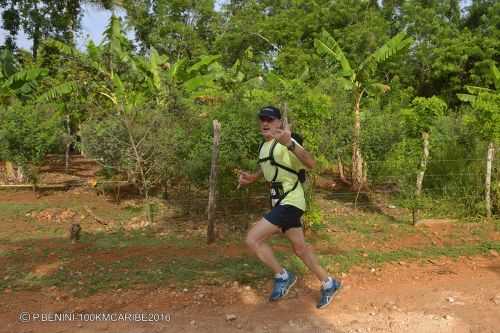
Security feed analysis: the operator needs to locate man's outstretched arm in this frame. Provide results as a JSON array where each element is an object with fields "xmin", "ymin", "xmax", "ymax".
[
  {"xmin": 271, "ymin": 125, "xmax": 316, "ymax": 170},
  {"xmin": 288, "ymin": 141, "xmax": 316, "ymax": 170}
]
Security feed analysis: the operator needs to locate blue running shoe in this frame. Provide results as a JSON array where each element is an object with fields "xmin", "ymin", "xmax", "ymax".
[
  {"xmin": 269, "ymin": 271, "xmax": 297, "ymax": 301},
  {"xmin": 317, "ymin": 279, "xmax": 341, "ymax": 309}
]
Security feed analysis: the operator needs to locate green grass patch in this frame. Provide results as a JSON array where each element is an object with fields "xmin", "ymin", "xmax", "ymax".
[
  {"xmin": 80, "ymin": 229, "xmax": 202, "ymax": 250},
  {"xmin": 323, "ymin": 214, "xmax": 416, "ymax": 243},
  {"xmin": 0, "ymin": 202, "xmax": 51, "ymax": 219},
  {"xmin": 322, "ymin": 240, "xmax": 500, "ymax": 273}
]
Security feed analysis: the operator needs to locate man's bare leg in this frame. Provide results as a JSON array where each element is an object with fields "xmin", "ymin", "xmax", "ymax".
[
  {"xmin": 245, "ymin": 218, "xmax": 282, "ymax": 274},
  {"xmin": 284, "ymin": 227, "xmax": 328, "ymax": 282}
]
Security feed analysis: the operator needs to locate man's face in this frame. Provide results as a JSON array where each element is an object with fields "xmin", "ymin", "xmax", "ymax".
[{"xmin": 259, "ymin": 116, "xmax": 282, "ymax": 139}]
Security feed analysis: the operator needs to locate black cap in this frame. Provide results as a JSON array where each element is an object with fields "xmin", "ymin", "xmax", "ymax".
[{"xmin": 258, "ymin": 106, "xmax": 281, "ymax": 119}]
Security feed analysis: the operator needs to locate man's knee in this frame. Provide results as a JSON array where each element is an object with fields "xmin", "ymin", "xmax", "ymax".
[
  {"xmin": 293, "ymin": 242, "xmax": 310, "ymax": 258},
  {"xmin": 245, "ymin": 234, "xmax": 259, "ymax": 252}
]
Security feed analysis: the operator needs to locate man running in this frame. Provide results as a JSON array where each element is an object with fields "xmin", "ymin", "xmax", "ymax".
[{"xmin": 238, "ymin": 105, "xmax": 341, "ymax": 309}]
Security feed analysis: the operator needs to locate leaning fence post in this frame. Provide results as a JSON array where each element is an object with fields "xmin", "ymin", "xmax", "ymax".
[{"xmin": 207, "ymin": 120, "xmax": 221, "ymax": 244}]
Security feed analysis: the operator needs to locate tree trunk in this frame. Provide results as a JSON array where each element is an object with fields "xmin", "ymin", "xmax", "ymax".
[
  {"xmin": 337, "ymin": 154, "xmax": 347, "ymax": 183},
  {"xmin": 485, "ymin": 142, "xmax": 495, "ymax": 218},
  {"xmin": 352, "ymin": 89, "xmax": 364, "ymax": 190},
  {"xmin": 32, "ymin": 2, "xmax": 40, "ymax": 60},
  {"xmin": 65, "ymin": 114, "xmax": 71, "ymax": 174},
  {"xmin": 362, "ymin": 160, "xmax": 368, "ymax": 185},
  {"xmin": 124, "ymin": 118, "xmax": 148, "ymax": 200},
  {"xmin": 5, "ymin": 161, "xmax": 16, "ymax": 183},
  {"xmin": 416, "ymin": 132, "xmax": 430, "ymax": 197},
  {"xmin": 282, "ymin": 102, "xmax": 289, "ymax": 127},
  {"xmin": 78, "ymin": 121, "xmax": 85, "ymax": 157},
  {"xmin": 17, "ymin": 164, "xmax": 25, "ymax": 183},
  {"xmin": 4, "ymin": 161, "xmax": 25, "ymax": 183},
  {"xmin": 207, "ymin": 120, "xmax": 221, "ymax": 244}
]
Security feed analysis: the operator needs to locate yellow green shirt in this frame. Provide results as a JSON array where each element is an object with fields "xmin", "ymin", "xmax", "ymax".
[{"xmin": 259, "ymin": 138, "xmax": 306, "ymax": 211}]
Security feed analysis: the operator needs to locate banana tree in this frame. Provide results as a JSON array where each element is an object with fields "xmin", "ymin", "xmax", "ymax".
[
  {"xmin": 0, "ymin": 49, "xmax": 49, "ymax": 183},
  {"xmin": 315, "ymin": 30, "xmax": 413, "ymax": 190},
  {"xmin": 0, "ymin": 50, "xmax": 48, "ymax": 105},
  {"xmin": 458, "ymin": 63, "xmax": 500, "ymax": 218}
]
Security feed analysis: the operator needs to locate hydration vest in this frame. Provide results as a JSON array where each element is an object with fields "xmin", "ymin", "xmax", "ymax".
[{"xmin": 258, "ymin": 133, "xmax": 306, "ymax": 207}]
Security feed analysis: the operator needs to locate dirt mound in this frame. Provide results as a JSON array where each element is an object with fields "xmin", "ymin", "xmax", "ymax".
[{"xmin": 29, "ymin": 208, "xmax": 83, "ymax": 224}]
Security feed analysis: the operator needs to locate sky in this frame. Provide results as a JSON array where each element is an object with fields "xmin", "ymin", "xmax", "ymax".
[
  {"xmin": 0, "ymin": 4, "xmax": 131, "ymax": 51},
  {"xmin": 0, "ymin": 0, "xmax": 473, "ymax": 53}
]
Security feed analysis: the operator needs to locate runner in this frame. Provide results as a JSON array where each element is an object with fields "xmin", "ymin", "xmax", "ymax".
[{"xmin": 238, "ymin": 105, "xmax": 341, "ymax": 309}]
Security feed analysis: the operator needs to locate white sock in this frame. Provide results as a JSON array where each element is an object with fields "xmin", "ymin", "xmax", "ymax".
[
  {"xmin": 322, "ymin": 277, "xmax": 333, "ymax": 289},
  {"xmin": 275, "ymin": 269, "xmax": 288, "ymax": 280}
]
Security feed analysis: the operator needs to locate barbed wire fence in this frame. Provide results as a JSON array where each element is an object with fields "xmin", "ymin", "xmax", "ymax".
[
  {"xmin": 151, "ymin": 154, "xmax": 499, "ymax": 228},
  {"xmin": 2, "ymin": 153, "xmax": 497, "ymax": 229}
]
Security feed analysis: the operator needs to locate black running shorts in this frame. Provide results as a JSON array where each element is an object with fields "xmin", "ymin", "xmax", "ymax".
[{"xmin": 264, "ymin": 204, "xmax": 304, "ymax": 233}]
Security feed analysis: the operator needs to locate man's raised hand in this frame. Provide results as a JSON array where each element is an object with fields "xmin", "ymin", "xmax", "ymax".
[{"xmin": 271, "ymin": 122, "xmax": 292, "ymax": 146}]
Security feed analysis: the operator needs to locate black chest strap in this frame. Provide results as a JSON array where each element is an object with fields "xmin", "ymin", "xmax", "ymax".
[
  {"xmin": 258, "ymin": 140, "xmax": 300, "ymax": 181},
  {"xmin": 273, "ymin": 178, "xmax": 300, "ymax": 207}
]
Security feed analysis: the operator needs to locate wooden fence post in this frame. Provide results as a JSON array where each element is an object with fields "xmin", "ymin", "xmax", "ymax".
[
  {"xmin": 207, "ymin": 120, "xmax": 221, "ymax": 244},
  {"xmin": 485, "ymin": 142, "xmax": 495, "ymax": 219}
]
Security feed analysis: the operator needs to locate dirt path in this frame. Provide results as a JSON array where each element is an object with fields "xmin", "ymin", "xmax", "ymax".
[{"xmin": 2, "ymin": 255, "xmax": 499, "ymax": 333}]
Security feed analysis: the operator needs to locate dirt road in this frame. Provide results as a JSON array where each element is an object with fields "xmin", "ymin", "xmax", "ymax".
[{"xmin": 2, "ymin": 255, "xmax": 499, "ymax": 333}]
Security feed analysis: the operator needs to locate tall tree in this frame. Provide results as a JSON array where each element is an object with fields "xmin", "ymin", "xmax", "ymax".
[
  {"xmin": 401, "ymin": 96, "xmax": 447, "ymax": 196},
  {"xmin": 0, "ymin": 0, "xmax": 82, "ymax": 58},
  {"xmin": 392, "ymin": 0, "xmax": 499, "ymax": 103},
  {"xmin": 315, "ymin": 30, "xmax": 413, "ymax": 190},
  {"xmin": 121, "ymin": 0, "xmax": 218, "ymax": 61},
  {"xmin": 458, "ymin": 63, "xmax": 500, "ymax": 218}
]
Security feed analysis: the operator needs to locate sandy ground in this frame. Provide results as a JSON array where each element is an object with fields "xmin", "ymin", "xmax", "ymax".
[{"xmin": 2, "ymin": 255, "xmax": 499, "ymax": 333}]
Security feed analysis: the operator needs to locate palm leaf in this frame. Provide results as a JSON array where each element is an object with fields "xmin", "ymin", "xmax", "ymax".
[
  {"xmin": 187, "ymin": 55, "xmax": 221, "ymax": 74},
  {"xmin": 266, "ymin": 72, "xmax": 291, "ymax": 90},
  {"xmin": 149, "ymin": 47, "xmax": 162, "ymax": 90},
  {"xmin": 465, "ymin": 85, "xmax": 494, "ymax": 95},
  {"xmin": 37, "ymin": 82, "xmax": 78, "ymax": 102},
  {"xmin": 314, "ymin": 30, "xmax": 353, "ymax": 77},
  {"xmin": 183, "ymin": 74, "xmax": 218, "ymax": 92},
  {"xmin": 112, "ymin": 74, "xmax": 125, "ymax": 97},
  {"xmin": 2, "ymin": 68, "xmax": 48, "ymax": 89},
  {"xmin": 167, "ymin": 59, "xmax": 185, "ymax": 82},
  {"xmin": 457, "ymin": 93, "xmax": 476, "ymax": 103},
  {"xmin": 44, "ymin": 38, "xmax": 80, "ymax": 58},
  {"xmin": 335, "ymin": 77, "xmax": 354, "ymax": 91},
  {"xmin": 359, "ymin": 32, "xmax": 413, "ymax": 74}
]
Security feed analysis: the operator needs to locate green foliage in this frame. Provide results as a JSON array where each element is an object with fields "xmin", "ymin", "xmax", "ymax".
[
  {"xmin": 0, "ymin": 102, "xmax": 62, "ymax": 180},
  {"xmin": 182, "ymin": 97, "xmax": 263, "ymax": 191},
  {"xmin": 0, "ymin": 0, "xmax": 82, "ymax": 57},
  {"xmin": 315, "ymin": 30, "xmax": 353, "ymax": 79},
  {"xmin": 401, "ymin": 96, "xmax": 447, "ymax": 136},
  {"xmin": 123, "ymin": 0, "xmax": 218, "ymax": 60},
  {"xmin": 315, "ymin": 29, "xmax": 412, "ymax": 88},
  {"xmin": 458, "ymin": 64, "xmax": 500, "ymax": 143},
  {"xmin": 0, "ymin": 0, "xmax": 498, "ymax": 221}
]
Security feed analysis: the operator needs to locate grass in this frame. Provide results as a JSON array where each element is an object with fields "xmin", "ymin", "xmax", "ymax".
[
  {"xmin": 322, "ymin": 240, "xmax": 500, "ymax": 273},
  {"xmin": 2, "ymin": 225, "xmax": 499, "ymax": 296},
  {"xmin": 1, "ymin": 189, "xmax": 499, "ymax": 297},
  {"xmin": 0, "ymin": 202, "xmax": 51, "ymax": 219}
]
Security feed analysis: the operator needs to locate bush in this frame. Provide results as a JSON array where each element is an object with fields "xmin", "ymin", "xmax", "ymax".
[{"xmin": 0, "ymin": 102, "xmax": 62, "ymax": 182}]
